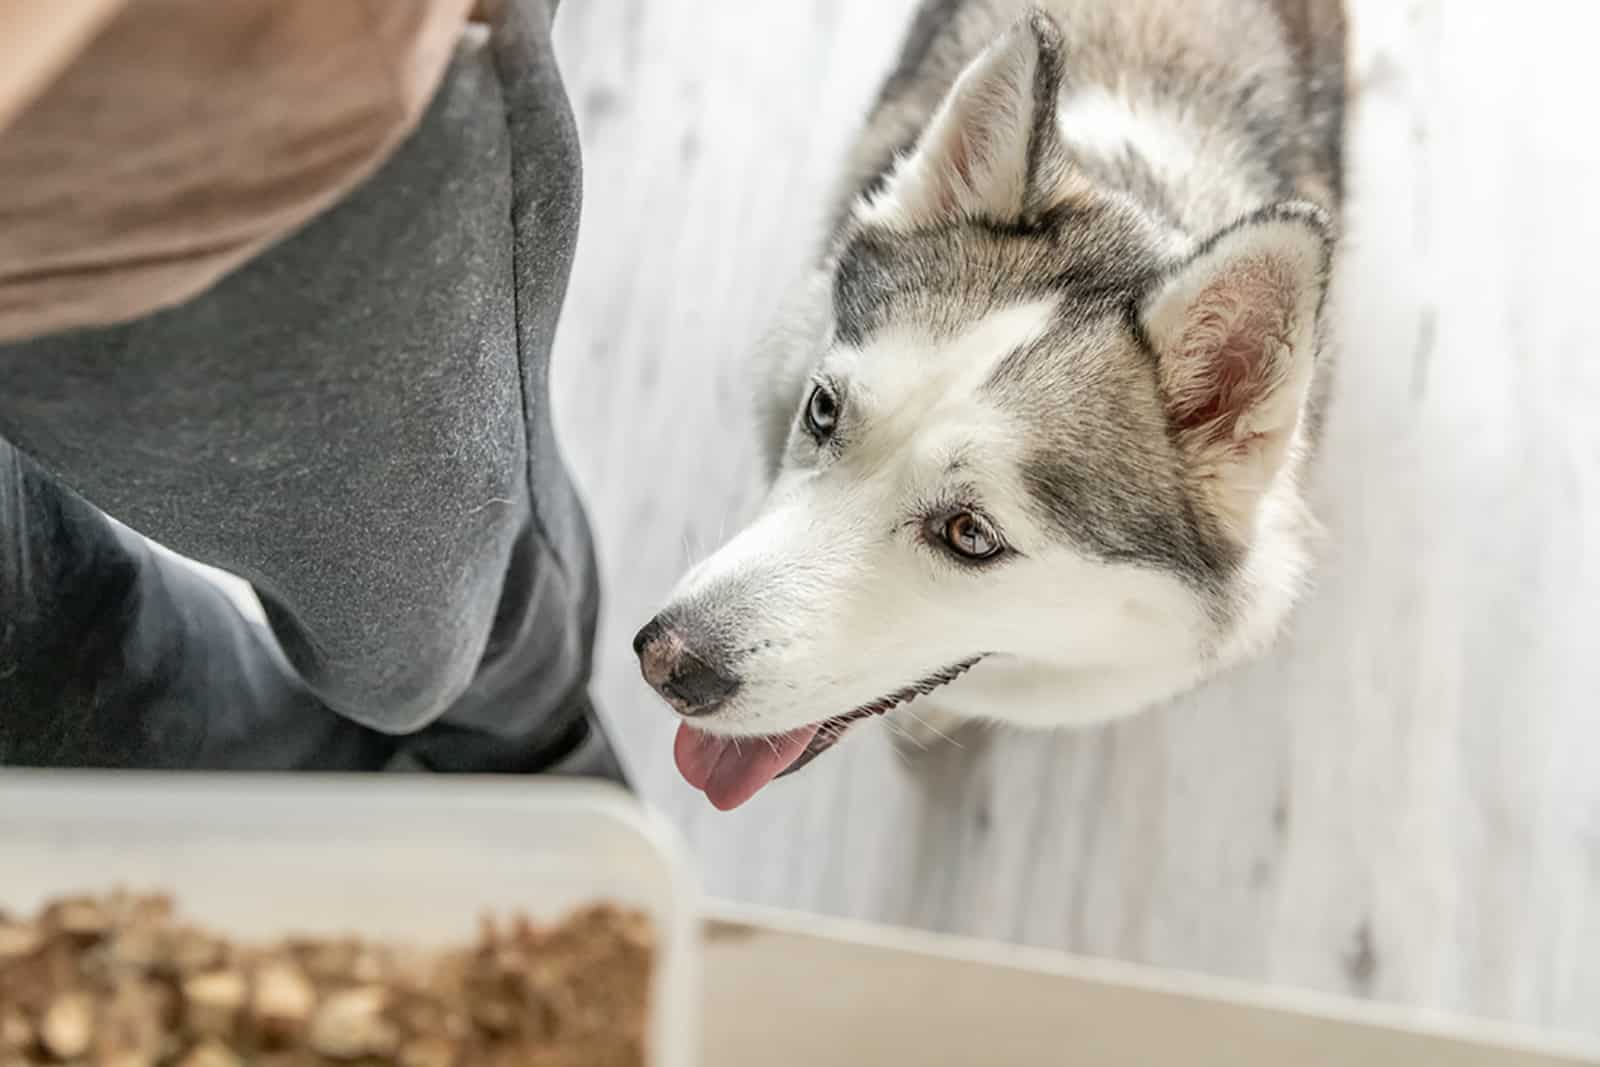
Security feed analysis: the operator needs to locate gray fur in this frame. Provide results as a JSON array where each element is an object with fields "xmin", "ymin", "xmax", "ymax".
[{"xmin": 835, "ymin": 0, "xmax": 1345, "ymax": 231}]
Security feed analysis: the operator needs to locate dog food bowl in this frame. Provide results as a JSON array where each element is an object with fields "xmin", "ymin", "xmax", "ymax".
[{"xmin": 0, "ymin": 773, "xmax": 699, "ymax": 1067}]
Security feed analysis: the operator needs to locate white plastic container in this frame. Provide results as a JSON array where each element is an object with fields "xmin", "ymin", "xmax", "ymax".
[{"xmin": 0, "ymin": 773, "xmax": 699, "ymax": 1067}]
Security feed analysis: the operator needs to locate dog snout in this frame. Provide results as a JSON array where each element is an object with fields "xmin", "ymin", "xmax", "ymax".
[{"xmin": 633, "ymin": 616, "xmax": 739, "ymax": 716}]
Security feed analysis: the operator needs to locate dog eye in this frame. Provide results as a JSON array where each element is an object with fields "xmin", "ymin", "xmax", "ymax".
[
  {"xmin": 804, "ymin": 384, "xmax": 839, "ymax": 438},
  {"xmin": 940, "ymin": 512, "xmax": 1004, "ymax": 562}
]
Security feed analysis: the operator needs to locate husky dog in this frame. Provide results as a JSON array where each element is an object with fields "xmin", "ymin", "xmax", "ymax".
[{"xmin": 636, "ymin": 0, "xmax": 1347, "ymax": 809}]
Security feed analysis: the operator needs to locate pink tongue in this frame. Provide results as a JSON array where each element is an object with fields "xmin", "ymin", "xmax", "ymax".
[{"xmin": 673, "ymin": 722, "xmax": 820, "ymax": 811}]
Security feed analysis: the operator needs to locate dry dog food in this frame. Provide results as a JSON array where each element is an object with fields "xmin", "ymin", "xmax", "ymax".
[{"xmin": 0, "ymin": 893, "xmax": 653, "ymax": 1067}]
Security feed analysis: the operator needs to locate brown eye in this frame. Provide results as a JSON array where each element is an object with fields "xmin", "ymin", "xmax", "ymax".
[
  {"xmin": 941, "ymin": 512, "xmax": 1003, "ymax": 561},
  {"xmin": 805, "ymin": 384, "xmax": 839, "ymax": 438}
]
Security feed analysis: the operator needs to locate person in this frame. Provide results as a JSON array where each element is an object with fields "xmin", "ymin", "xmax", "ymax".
[{"xmin": 0, "ymin": 0, "xmax": 627, "ymax": 780}]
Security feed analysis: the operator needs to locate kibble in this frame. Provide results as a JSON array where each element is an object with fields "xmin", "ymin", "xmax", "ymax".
[
  {"xmin": 398, "ymin": 1035, "xmax": 457, "ymax": 1067},
  {"xmin": 51, "ymin": 897, "xmax": 111, "ymax": 937},
  {"xmin": 307, "ymin": 987, "xmax": 397, "ymax": 1060},
  {"xmin": 0, "ymin": 893, "xmax": 653, "ymax": 1066},
  {"xmin": 40, "ymin": 991, "xmax": 95, "ymax": 1058},
  {"xmin": 0, "ymin": 923, "xmax": 40, "ymax": 961},
  {"xmin": 182, "ymin": 971, "xmax": 246, "ymax": 1037},
  {"xmin": 0, "ymin": 1009, "xmax": 32, "ymax": 1050},
  {"xmin": 252, "ymin": 960, "xmax": 316, "ymax": 1037}
]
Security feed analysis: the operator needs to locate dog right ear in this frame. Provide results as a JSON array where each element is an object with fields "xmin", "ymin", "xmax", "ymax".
[
  {"xmin": 858, "ymin": 11, "xmax": 1069, "ymax": 231},
  {"xmin": 1139, "ymin": 203, "xmax": 1332, "ymax": 536}
]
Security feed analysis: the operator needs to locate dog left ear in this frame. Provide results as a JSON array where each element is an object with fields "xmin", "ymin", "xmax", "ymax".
[
  {"xmin": 860, "ymin": 11, "xmax": 1069, "ymax": 230},
  {"xmin": 1140, "ymin": 203, "xmax": 1332, "ymax": 534}
]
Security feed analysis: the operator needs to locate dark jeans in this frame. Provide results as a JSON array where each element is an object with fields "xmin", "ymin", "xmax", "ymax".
[{"xmin": 0, "ymin": 0, "xmax": 625, "ymax": 780}]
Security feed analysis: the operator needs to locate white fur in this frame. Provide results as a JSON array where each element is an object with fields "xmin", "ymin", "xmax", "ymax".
[
  {"xmin": 1054, "ymin": 83, "xmax": 1283, "ymax": 237},
  {"xmin": 1056, "ymin": 86, "xmax": 1197, "ymax": 180}
]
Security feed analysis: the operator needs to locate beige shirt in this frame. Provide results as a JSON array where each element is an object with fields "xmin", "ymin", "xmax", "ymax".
[{"xmin": 0, "ymin": 0, "xmax": 480, "ymax": 343}]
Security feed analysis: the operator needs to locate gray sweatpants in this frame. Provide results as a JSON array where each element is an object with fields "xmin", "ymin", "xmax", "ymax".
[{"xmin": 0, "ymin": 0, "xmax": 624, "ymax": 778}]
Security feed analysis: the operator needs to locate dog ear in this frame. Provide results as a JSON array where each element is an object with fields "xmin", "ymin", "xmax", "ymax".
[
  {"xmin": 861, "ymin": 11, "xmax": 1069, "ymax": 229},
  {"xmin": 1140, "ymin": 203, "xmax": 1332, "ymax": 534}
]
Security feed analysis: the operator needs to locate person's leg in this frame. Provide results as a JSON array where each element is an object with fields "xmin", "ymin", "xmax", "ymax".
[
  {"xmin": 0, "ymin": 439, "xmax": 396, "ymax": 769},
  {"xmin": 399, "ymin": 0, "xmax": 627, "ymax": 782},
  {"xmin": 0, "ymin": 0, "xmax": 626, "ymax": 779}
]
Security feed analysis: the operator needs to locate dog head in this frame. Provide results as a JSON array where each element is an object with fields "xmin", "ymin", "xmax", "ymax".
[{"xmin": 637, "ymin": 12, "xmax": 1331, "ymax": 808}]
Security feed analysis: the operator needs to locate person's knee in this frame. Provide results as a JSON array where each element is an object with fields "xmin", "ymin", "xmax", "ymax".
[
  {"xmin": 332, "ymin": 661, "xmax": 477, "ymax": 736},
  {"xmin": 259, "ymin": 580, "xmax": 495, "ymax": 737},
  {"xmin": 257, "ymin": 513, "xmax": 526, "ymax": 738}
]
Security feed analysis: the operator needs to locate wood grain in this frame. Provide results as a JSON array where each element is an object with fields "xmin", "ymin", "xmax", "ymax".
[{"xmin": 549, "ymin": 0, "xmax": 1600, "ymax": 1040}]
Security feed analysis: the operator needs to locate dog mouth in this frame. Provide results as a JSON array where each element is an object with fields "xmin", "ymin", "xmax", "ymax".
[{"xmin": 672, "ymin": 656, "xmax": 985, "ymax": 811}]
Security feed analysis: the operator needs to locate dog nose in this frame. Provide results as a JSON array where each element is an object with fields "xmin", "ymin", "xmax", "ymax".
[{"xmin": 633, "ymin": 616, "xmax": 739, "ymax": 716}]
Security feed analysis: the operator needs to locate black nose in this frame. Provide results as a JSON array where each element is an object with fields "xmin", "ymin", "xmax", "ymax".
[
  {"xmin": 633, "ymin": 616, "xmax": 739, "ymax": 716},
  {"xmin": 632, "ymin": 617, "xmax": 664, "ymax": 657}
]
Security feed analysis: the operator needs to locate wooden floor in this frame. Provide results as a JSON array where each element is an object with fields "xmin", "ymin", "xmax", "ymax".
[{"xmin": 549, "ymin": 0, "xmax": 1600, "ymax": 1042}]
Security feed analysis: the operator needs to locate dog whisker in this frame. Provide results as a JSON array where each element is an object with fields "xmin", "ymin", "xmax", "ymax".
[
  {"xmin": 882, "ymin": 717, "xmax": 929, "ymax": 751},
  {"xmin": 899, "ymin": 708, "xmax": 963, "ymax": 749}
]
